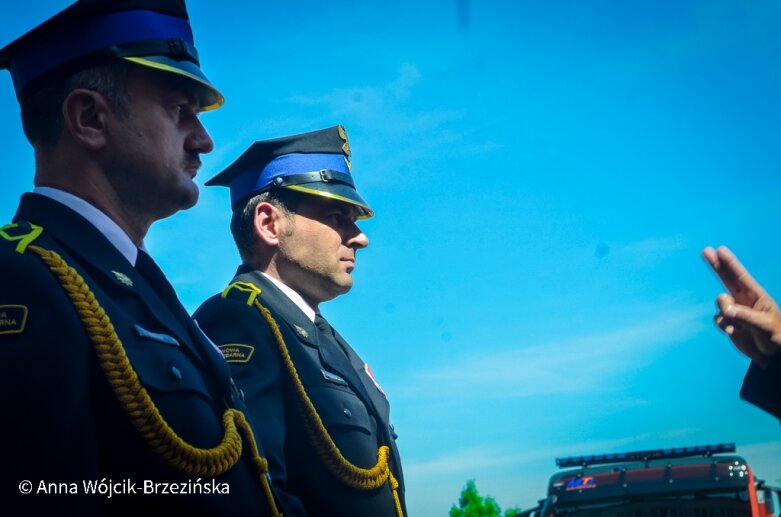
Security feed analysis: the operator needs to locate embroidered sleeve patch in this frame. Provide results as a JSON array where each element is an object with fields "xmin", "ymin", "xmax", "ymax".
[
  {"xmin": 0, "ymin": 305, "xmax": 28, "ymax": 335},
  {"xmin": 218, "ymin": 344, "xmax": 255, "ymax": 363}
]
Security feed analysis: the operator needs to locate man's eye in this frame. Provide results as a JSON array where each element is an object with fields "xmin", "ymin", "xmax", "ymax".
[
  {"xmin": 326, "ymin": 213, "xmax": 344, "ymax": 225},
  {"xmin": 171, "ymin": 103, "xmax": 191, "ymax": 114}
]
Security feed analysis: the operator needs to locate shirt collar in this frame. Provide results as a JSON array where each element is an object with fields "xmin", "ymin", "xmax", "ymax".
[
  {"xmin": 260, "ymin": 272, "xmax": 316, "ymax": 322},
  {"xmin": 33, "ymin": 186, "xmax": 146, "ymax": 266}
]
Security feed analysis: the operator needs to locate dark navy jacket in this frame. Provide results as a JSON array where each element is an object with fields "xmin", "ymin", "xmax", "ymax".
[
  {"xmin": 195, "ymin": 268, "xmax": 406, "ymax": 517},
  {"xmin": 0, "ymin": 193, "xmax": 278, "ymax": 516},
  {"xmin": 741, "ymin": 355, "xmax": 781, "ymax": 420}
]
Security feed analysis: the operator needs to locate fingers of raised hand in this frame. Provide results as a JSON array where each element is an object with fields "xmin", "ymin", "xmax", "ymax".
[
  {"xmin": 716, "ymin": 294, "xmax": 736, "ymax": 316},
  {"xmin": 701, "ymin": 247, "xmax": 719, "ymax": 269},
  {"xmin": 718, "ymin": 299, "xmax": 777, "ymax": 336},
  {"xmin": 714, "ymin": 246, "xmax": 765, "ymax": 304},
  {"xmin": 714, "ymin": 305, "xmax": 780, "ymax": 367}
]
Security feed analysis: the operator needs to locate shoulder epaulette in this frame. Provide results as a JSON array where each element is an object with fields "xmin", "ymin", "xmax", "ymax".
[
  {"xmin": 0, "ymin": 222, "xmax": 44, "ymax": 253},
  {"xmin": 221, "ymin": 281, "xmax": 262, "ymax": 306}
]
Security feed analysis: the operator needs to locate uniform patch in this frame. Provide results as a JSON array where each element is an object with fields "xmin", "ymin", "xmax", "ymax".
[
  {"xmin": 0, "ymin": 305, "xmax": 28, "ymax": 335},
  {"xmin": 111, "ymin": 270, "xmax": 134, "ymax": 287},
  {"xmin": 364, "ymin": 363, "xmax": 386, "ymax": 397},
  {"xmin": 218, "ymin": 344, "xmax": 255, "ymax": 363},
  {"xmin": 293, "ymin": 324, "xmax": 309, "ymax": 339}
]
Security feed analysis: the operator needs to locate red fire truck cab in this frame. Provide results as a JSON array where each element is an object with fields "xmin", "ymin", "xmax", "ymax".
[{"xmin": 522, "ymin": 443, "xmax": 779, "ymax": 516}]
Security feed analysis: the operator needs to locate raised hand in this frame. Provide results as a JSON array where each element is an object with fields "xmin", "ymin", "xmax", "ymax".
[{"xmin": 702, "ymin": 246, "xmax": 781, "ymax": 368}]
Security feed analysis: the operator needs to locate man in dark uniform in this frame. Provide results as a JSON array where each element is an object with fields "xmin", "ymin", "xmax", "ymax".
[
  {"xmin": 195, "ymin": 126, "xmax": 407, "ymax": 517},
  {"xmin": 703, "ymin": 245, "xmax": 781, "ymax": 419},
  {"xmin": 0, "ymin": 1, "xmax": 283, "ymax": 515}
]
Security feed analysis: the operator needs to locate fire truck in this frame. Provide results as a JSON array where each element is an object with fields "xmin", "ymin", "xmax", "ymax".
[{"xmin": 520, "ymin": 443, "xmax": 779, "ymax": 516}]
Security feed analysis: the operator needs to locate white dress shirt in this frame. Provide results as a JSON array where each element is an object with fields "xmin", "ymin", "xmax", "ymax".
[
  {"xmin": 33, "ymin": 186, "xmax": 146, "ymax": 266},
  {"xmin": 260, "ymin": 272, "xmax": 316, "ymax": 323}
]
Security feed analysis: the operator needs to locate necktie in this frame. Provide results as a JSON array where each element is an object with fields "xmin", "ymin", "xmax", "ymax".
[
  {"xmin": 135, "ymin": 250, "xmax": 190, "ymax": 329},
  {"xmin": 314, "ymin": 313, "xmax": 331, "ymax": 336},
  {"xmin": 135, "ymin": 250, "xmax": 170, "ymax": 293},
  {"xmin": 314, "ymin": 313, "xmax": 349, "ymax": 360}
]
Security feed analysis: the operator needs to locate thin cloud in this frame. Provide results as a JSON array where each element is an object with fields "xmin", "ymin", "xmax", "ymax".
[
  {"xmin": 610, "ymin": 235, "xmax": 688, "ymax": 268},
  {"xmin": 399, "ymin": 305, "xmax": 708, "ymax": 399},
  {"xmin": 278, "ymin": 65, "xmax": 502, "ymax": 190},
  {"xmin": 405, "ymin": 429, "xmax": 699, "ymax": 478},
  {"xmin": 284, "ymin": 64, "xmax": 422, "ymax": 119},
  {"xmin": 282, "ymin": 66, "xmax": 460, "ymax": 134},
  {"xmin": 389, "ymin": 64, "xmax": 421, "ymax": 100}
]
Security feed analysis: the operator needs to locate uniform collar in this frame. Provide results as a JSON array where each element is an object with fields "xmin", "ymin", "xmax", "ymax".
[
  {"xmin": 260, "ymin": 271, "xmax": 316, "ymax": 323},
  {"xmin": 33, "ymin": 186, "xmax": 147, "ymax": 265}
]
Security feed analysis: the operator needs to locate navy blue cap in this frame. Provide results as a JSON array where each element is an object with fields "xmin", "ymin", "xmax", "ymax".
[
  {"xmin": 206, "ymin": 125, "xmax": 374, "ymax": 218},
  {"xmin": 0, "ymin": 0, "xmax": 223, "ymax": 110}
]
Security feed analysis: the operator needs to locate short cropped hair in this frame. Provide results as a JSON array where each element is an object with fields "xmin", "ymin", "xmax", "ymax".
[
  {"xmin": 20, "ymin": 61, "xmax": 132, "ymax": 147},
  {"xmin": 230, "ymin": 189, "xmax": 302, "ymax": 263}
]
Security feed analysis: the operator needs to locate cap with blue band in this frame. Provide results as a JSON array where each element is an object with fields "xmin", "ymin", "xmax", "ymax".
[
  {"xmin": 0, "ymin": 0, "xmax": 223, "ymax": 111},
  {"xmin": 206, "ymin": 126, "xmax": 374, "ymax": 219}
]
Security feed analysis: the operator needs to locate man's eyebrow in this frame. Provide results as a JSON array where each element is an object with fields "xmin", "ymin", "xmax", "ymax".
[
  {"xmin": 176, "ymin": 89, "xmax": 200, "ymax": 106},
  {"xmin": 320, "ymin": 202, "xmax": 360, "ymax": 220},
  {"xmin": 340, "ymin": 204, "xmax": 361, "ymax": 218},
  {"xmin": 158, "ymin": 75, "xmax": 200, "ymax": 105}
]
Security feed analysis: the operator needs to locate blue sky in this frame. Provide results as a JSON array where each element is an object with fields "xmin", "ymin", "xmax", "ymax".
[{"xmin": 3, "ymin": 1, "xmax": 781, "ymax": 514}]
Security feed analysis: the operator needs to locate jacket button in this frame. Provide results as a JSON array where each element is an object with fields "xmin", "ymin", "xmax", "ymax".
[
  {"xmin": 171, "ymin": 365, "xmax": 182, "ymax": 380},
  {"xmin": 343, "ymin": 408, "xmax": 352, "ymax": 418}
]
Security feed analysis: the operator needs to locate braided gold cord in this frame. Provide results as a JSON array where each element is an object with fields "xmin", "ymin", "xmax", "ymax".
[
  {"xmin": 390, "ymin": 471, "xmax": 403, "ymax": 517},
  {"xmin": 253, "ymin": 299, "xmax": 403, "ymax": 517},
  {"xmin": 233, "ymin": 410, "xmax": 281, "ymax": 516},
  {"xmin": 28, "ymin": 245, "xmax": 281, "ymax": 517}
]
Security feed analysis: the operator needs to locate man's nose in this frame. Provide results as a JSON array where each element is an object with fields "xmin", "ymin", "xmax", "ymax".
[
  {"xmin": 347, "ymin": 225, "xmax": 369, "ymax": 249},
  {"xmin": 186, "ymin": 117, "xmax": 214, "ymax": 154}
]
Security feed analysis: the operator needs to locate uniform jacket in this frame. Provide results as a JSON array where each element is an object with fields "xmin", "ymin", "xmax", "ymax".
[
  {"xmin": 740, "ymin": 354, "xmax": 781, "ymax": 420},
  {"xmin": 0, "ymin": 193, "xmax": 279, "ymax": 516},
  {"xmin": 195, "ymin": 267, "xmax": 406, "ymax": 517}
]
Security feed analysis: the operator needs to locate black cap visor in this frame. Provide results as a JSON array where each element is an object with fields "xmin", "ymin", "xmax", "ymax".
[
  {"xmin": 285, "ymin": 182, "xmax": 374, "ymax": 219},
  {"xmin": 123, "ymin": 55, "xmax": 223, "ymax": 111}
]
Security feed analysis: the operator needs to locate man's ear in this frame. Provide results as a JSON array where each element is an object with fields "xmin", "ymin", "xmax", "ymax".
[
  {"xmin": 62, "ymin": 88, "xmax": 109, "ymax": 150},
  {"xmin": 254, "ymin": 202, "xmax": 288, "ymax": 247}
]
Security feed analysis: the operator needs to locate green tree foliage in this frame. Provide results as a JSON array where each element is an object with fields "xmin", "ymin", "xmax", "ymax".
[{"xmin": 450, "ymin": 479, "xmax": 521, "ymax": 517}]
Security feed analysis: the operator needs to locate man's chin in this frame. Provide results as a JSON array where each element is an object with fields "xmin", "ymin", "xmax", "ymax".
[
  {"xmin": 158, "ymin": 187, "xmax": 199, "ymax": 220},
  {"xmin": 321, "ymin": 282, "xmax": 353, "ymax": 303},
  {"xmin": 179, "ymin": 184, "xmax": 200, "ymax": 210},
  {"xmin": 335, "ymin": 279, "xmax": 354, "ymax": 295}
]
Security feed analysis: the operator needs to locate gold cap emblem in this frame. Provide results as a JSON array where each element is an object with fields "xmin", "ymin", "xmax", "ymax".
[{"xmin": 337, "ymin": 125, "xmax": 351, "ymax": 157}]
